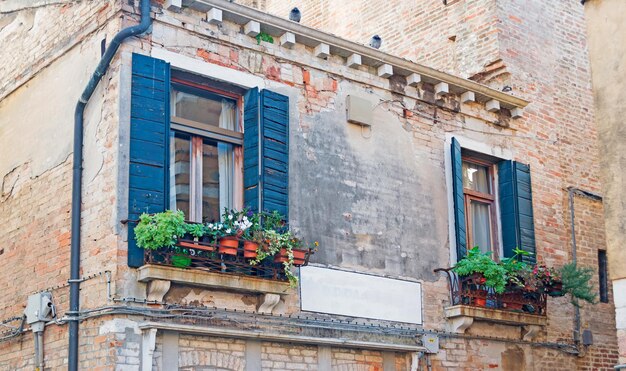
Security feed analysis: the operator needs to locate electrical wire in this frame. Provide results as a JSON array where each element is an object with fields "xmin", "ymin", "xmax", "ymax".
[
  {"xmin": 40, "ymin": 302, "xmax": 579, "ymax": 354},
  {"xmin": 2, "ymin": 272, "xmax": 579, "ymax": 354},
  {"xmin": 0, "ymin": 316, "xmax": 25, "ymax": 343}
]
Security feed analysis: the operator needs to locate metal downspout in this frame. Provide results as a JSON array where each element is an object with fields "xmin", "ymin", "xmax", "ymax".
[
  {"xmin": 68, "ymin": 1, "xmax": 151, "ymax": 369},
  {"xmin": 567, "ymin": 187, "xmax": 602, "ymax": 347}
]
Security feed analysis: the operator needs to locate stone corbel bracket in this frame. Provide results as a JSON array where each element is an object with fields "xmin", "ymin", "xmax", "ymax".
[
  {"xmin": 146, "ymin": 279, "xmax": 171, "ymax": 302},
  {"xmin": 258, "ymin": 293, "xmax": 283, "ymax": 314},
  {"xmin": 443, "ymin": 305, "xmax": 548, "ymax": 336},
  {"xmin": 447, "ymin": 316, "xmax": 474, "ymax": 333},
  {"xmin": 138, "ymin": 265, "xmax": 291, "ymax": 313},
  {"xmin": 522, "ymin": 325, "xmax": 542, "ymax": 341}
]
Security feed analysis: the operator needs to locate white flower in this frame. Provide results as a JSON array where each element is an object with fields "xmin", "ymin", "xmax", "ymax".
[
  {"xmin": 242, "ymin": 216, "xmax": 248, "ymax": 222},
  {"xmin": 228, "ymin": 215, "xmax": 233, "ymax": 220},
  {"xmin": 226, "ymin": 228, "xmax": 232, "ymax": 234},
  {"xmin": 208, "ymin": 223, "xmax": 214, "ymax": 228}
]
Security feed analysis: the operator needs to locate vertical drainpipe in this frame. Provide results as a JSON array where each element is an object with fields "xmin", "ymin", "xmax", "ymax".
[
  {"xmin": 567, "ymin": 186, "xmax": 602, "ymax": 347},
  {"xmin": 67, "ymin": 1, "xmax": 151, "ymax": 370},
  {"xmin": 568, "ymin": 189, "xmax": 581, "ymax": 345}
]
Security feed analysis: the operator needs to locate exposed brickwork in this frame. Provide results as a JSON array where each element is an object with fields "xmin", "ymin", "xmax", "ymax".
[
  {"xmin": 243, "ymin": 0, "xmax": 501, "ymax": 79},
  {"xmin": 261, "ymin": 342, "xmax": 317, "ymax": 370},
  {"xmin": 179, "ymin": 335, "xmax": 246, "ymax": 370},
  {"xmin": 0, "ymin": 0, "xmax": 122, "ymax": 101},
  {"xmin": 331, "ymin": 348, "xmax": 383, "ymax": 371}
]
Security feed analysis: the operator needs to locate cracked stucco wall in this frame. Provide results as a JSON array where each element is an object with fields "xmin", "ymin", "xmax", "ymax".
[
  {"xmin": 289, "ymin": 83, "xmax": 450, "ymax": 280},
  {"xmin": 584, "ymin": 0, "xmax": 626, "ymax": 364}
]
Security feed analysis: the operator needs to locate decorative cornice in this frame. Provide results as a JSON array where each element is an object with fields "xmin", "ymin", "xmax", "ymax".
[{"xmin": 179, "ymin": 0, "xmax": 530, "ymax": 114}]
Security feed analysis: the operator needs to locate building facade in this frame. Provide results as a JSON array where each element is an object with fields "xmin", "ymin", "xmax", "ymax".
[
  {"xmin": 0, "ymin": 0, "xmax": 619, "ymax": 370},
  {"xmin": 583, "ymin": 0, "xmax": 626, "ymax": 366}
]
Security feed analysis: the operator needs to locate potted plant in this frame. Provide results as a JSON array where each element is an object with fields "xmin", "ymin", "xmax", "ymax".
[
  {"xmin": 177, "ymin": 222, "xmax": 213, "ymax": 251},
  {"xmin": 533, "ymin": 264, "xmax": 563, "ymax": 296},
  {"xmin": 252, "ymin": 230, "xmax": 299, "ymax": 287},
  {"xmin": 245, "ymin": 210, "xmax": 288, "ymax": 261},
  {"xmin": 453, "ymin": 247, "xmax": 508, "ymax": 307},
  {"xmin": 171, "ymin": 253, "xmax": 192, "ymax": 268},
  {"xmin": 239, "ymin": 209, "xmax": 261, "ymax": 258},
  {"xmin": 258, "ymin": 210, "xmax": 310, "ymax": 265},
  {"xmin": 217, "ymin": 209, "xmax": 243, "ymax": 255},
  {"xmin": 134, "ymin": 210, "xmax": 187, "ymax": 250},
  {"xmin": 134, "ymin": 210, "xmax": 192, "ymax": 268},
  {"xmin": 273, "ymin": 235, "xmax": 311, "ymax": 266},
  {"xmin": 559, "ymin": 262, "xmax": 597, "ymax": 307}
]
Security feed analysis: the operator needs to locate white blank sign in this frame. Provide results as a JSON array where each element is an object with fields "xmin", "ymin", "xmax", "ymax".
[{"xmin": 300, "ymin": 266, "xmax": 422, "ymax": 324}]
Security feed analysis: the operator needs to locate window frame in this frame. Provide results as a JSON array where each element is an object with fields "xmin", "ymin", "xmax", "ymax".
[
  {"xmin": 462, "ymin": 156, "xmax": 500, "ymax": 259},
  {"xmin": 598, "ymin": 249, "xmax": 609, "ymax": 303},
  {"xmin": 169, "ymin": 78, "xmax": 244, "ymax": 223}
]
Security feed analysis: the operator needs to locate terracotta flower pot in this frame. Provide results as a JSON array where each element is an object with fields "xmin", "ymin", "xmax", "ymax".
[
  {"xmin": 218, "ymin": 236, "xmax": 239, "ymax": 255},
  {"xmin": 243, "ymin": 241, "xmax": 259, "ymax": 258},
  {"xmin": 176, "ymin": 238, "xmax": 215, "ymax": 252},
  {"xmin": 474, "ymin": 297, "xmax": 487, "ymax": 307},
  {"xmin": 274, "ymin": 248, "xmax": 307, "ymax": 266},
  {"xmin": 501, "ymin": 292, "xmax": 524, "ymax": 311},
  {"xmin": 547, "ymin": 282, "xmax": 565, "ymax": 297},
  {"xmin": 471, "ymin": 289, "xmax": 488, "ymax": 307}
]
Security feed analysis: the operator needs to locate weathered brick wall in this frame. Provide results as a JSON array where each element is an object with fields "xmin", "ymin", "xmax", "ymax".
[
  {"xmin": 0, "ymin": 0, "xmax": 122, "ymax": 101},
  {"xmin": 261, "ymin": 342, "xmax": 317, "ymax": 370},
  {"xmin": 0, "ymin": 2, "xmax": 128, "ymax": 369},
  {"xmin": 331, "ymin": 348, "xmax": 383, "ymax": 370},
  {"xmin": 243, "ymin": 0, "xmax": 501, "ymax": 79},
  {"xmin": 142, "ymin": 4, "xmax": 616, "ymax": 366}
]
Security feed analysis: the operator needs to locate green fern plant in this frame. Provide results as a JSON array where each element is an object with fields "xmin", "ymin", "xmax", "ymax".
[
  {"xmin": 255, "ymin": 31, "xmax": 274, "ymax": 45},
  {"xmin": 559, "ymin": 262, "xmax": 597, "ymax": 307},
  {"xmin": 185, "ymin": 223, "xmax": 206, "ymax": 239},
  {"xmin": 134, "ymin": 210, "xmax": 186, "ymax": 250},
  {"xmin": 453, "ymin": 247, "xmax": 508, "ymax": 293}
]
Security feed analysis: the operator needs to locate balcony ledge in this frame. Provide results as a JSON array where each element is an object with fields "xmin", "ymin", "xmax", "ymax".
[
  {"xmin": 444, "ymin": 305, "xmax": 547, "ymax": 339},
  {"xmin": 137, "ymin": 265, "xmax": 292, "ymax": 313}
]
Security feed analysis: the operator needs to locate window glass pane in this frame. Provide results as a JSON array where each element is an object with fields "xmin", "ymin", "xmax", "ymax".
[
  {"xmin": 202, "ymin": 139, "xmax": 233, "ymax": 223},
  {"xmin": 463, "ymin": 161, "xmax": 491, "ymax": 194},
  {"xmin": 470, "ymin": 200, "xmax": 492, "ymax": 253},
  {"xmin": 173, "ymin": 90, "xmax": 238, "ymax": 131},
  {"xmin": 169, "ymin": 132, "xmax": 191, "ymax": 217}
]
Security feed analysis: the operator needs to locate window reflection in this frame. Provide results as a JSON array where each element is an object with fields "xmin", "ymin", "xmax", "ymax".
[{"xmin": 169, "ymin": 132, "xmax": 191, "ymax": 217}]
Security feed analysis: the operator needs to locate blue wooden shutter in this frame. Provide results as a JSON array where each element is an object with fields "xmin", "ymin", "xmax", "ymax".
[
  {"xmin": 498, "ymin": 160, "xmax": 536, "ymax": 264},
  {"xmin": 260, "ymin": 90, "xmax": 289, "ymax": 218},
  {"xmin": 451, "ymin": 137, "xmax": 467, "ymax": 259},
  {"xmin": 127, "ymin": 54, "xmax": 170, "ymax": 267},
  {"xmin": 243, "ymin": 89, "xmax": 289, "ymax": 219},
  {"xmin": 243, "ymin": 88, "xmax": 260, "ymax": 212}
]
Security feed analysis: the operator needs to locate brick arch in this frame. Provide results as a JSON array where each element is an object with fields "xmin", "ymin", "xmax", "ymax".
[
  {"xmin": 332, "ymin": 363, "xmax": 380, "ymax": 371},
  {"xmin": 178, "ymin": 350, "xmax": 244, "ymax": 371}
]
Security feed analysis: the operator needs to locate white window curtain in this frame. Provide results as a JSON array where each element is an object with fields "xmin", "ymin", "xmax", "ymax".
[
  {"xmin": 471, "ymin": 201, "xmax": 492, "ymax": 253},
  {"xmin": 218, "ymin": 99, "xmax": 236, "ymax": 212}
]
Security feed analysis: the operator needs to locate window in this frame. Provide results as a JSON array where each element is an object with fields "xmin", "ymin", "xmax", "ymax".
[
  {"xmin": 598, "ymin": 250, "xmax": 609, "ymax": 303},
  {"xmin": 127, "ymin": 53, "xmax": 290, "ymax": 268},
  {"xmin": 169, "ymin": 81, "xmax": 243, "ymax": 223},
  {"xmin": 462, "ymin": 158, "xmax": 498, "ymax": 256},
  {"xmin": 450, "ymin": 137, "xmax": 536, "ymax": 264}
]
